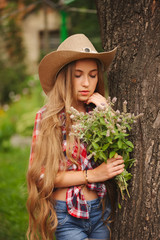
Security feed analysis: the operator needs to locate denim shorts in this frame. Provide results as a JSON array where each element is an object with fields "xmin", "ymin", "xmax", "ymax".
[{"xmin": 54, "ymin": 197, "xmax": 111, "ymax": 240}]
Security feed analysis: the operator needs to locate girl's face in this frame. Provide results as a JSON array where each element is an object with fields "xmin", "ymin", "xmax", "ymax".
[{"xmin": 73, "ymin": 59, "xmax": 98, "ymax": 104}]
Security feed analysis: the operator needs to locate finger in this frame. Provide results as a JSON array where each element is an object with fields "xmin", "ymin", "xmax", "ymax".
[
  {"xmin": 112, "ymin": 168, "xmax": 124, "ymax": 177},
  {"xmin": 116, "ymin": 160, "xmax": 124, "ymax": 166},
  {"xmin": 90, "ymin": 92, "xmax": 101, "ymax": 98},
  {"xmin": 111, "ymin": 163, "xmax": 124, "ymax": 173},
  {"xmin": 86, "ymin": 95, "xmax": 96, "ymax": 103},
  {"xmin": 109, "ymin": 158, "xmax": 124, "ymax": 164},
  {"xmin": 87, "ymin": 97, "xmax": 100, "ymax": 105},
  {"xmin": 87, "ymin": 93, "xmax": 106, "ymax": 105},
  {"xmin": 112, "ymin": 160, "xmax": 124, "ymax": 168},
  {"xmin": 115, "ymin": 155, "xmax": 123, "ymax": 160},
  {"xmin": 113, "ymin": 163, "xmax": 125, "ymax": 170}
]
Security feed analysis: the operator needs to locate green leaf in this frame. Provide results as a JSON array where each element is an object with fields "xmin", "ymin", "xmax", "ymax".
[
  {"xmin": 118, "ymin": 140, "xmax": 122, "ymax": 149},
  {"xmin": 102, "ymin": 143, "xmax": 110, "ymax": 151},
  {"xmin": 118, "ymin": 203, "xmax": 122, "ymax": 209},
  {"xmin": 125, "ymin": 158, "xmax": 136, "ymax": 168},
  {"xmin": 114, "ymin": 135, "xmax": 121, "ymax": 140},
  {"xmin": 92, "ymin": 142, "xmax": 99, "ymax": 150},
  {"xmin": 102, "ymin": 131, "xmax": 107, "ymax": 136},
  {"xmin": 100, "ymin": 117, "xmax": 106, "ymax": 125},
  {"xmin": 106, "ymin": 137, "xmax": 112, "ymax": 143},
  {"xmin": 94, "ymin": 154, "xmax": 98, "ymax": 162},
  {"xmin": 87, "ymin": 144, "xmax": 93, "ymax": 151},
  {"xmin": 109, "ymin": 151, "xmax": 116, "ymax": 159},
  {"xmin": 127, "ymin": 148, "xmax": 133, "ymax": 152},
  {"xmin": 95, "ymin": 137, "xmax": 100, "ymax": 142},
  {"xmin": 99, "ymin": 151, "xmax": 107, "ymax": 160},
  {"xmin": 126, "ymin": 141, "xmax": 134, "ymax": 148},
  {"xmin": 86, "ymin": 133, "xmax": 92, "ymax": 139},
  {"xmin": 126, "ymin": 124, "xmax": 132, "ymax": 130}
]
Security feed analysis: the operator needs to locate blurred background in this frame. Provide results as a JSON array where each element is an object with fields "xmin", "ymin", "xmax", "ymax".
[{"xmin": 0, "ymin": 0, "xmax": 103, "ymax": 239}]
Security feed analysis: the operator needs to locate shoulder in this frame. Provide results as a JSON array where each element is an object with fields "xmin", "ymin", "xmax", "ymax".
[
  {"xmin": 35, "ymin": 105, "xmax": 46, "ymax": 119},
  {"xmin": 36, "ymin": 105, "xmax": 46, "ymax": 115},
  {"xmin": 33, "ymin": 106, "xmax": 47, "ymax": 129}
]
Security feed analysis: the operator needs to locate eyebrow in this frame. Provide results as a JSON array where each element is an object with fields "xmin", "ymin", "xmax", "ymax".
[{"xmin": 75, "ymin": 69, "xmax": 98, "ymax": 72}]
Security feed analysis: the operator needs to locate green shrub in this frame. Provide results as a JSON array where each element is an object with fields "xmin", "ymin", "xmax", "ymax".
[
  {"xmin": 0, "ymin": 60, "xmax": 28, "ymax": 104},
  {"xmin": 0, "ymin": 147, "xmax": 29, "ymax": 240},
  {"xmin": 0, "ymin": 112, "xmax": 16, "ymax": 151},
  {"xmin": 16, "ymin": 109, "xmax": 39, "ymax": 137},
  {"xmin": 0, "ymin": 12, "xmax": 28, "ymax": 104}
]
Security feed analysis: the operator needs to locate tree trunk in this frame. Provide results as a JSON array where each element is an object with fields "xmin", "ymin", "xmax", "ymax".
[{"xmin": 95, "ymin": 1, "xmax": 160, "ymax": 239}]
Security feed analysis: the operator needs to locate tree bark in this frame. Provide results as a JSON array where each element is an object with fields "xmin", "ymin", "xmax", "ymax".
[{"xmin": 95, "ymin": 1, "xmax": 160, "ymax": 239}]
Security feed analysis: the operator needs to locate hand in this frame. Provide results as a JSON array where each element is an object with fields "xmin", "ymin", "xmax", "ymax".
[
  {"xmin": 88, "ymin": 155, "xmax": 125, "ymax": 183},
  {"xmin": 86, "ymin": 92, "xmax": 107, "ymax": 107}
]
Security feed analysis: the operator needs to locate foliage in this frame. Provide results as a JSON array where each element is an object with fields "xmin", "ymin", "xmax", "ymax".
[
  {"xmin": 0, "ymin": 4, "xmax": 28, "ymax": 104},
  {"xmin": 0, "ymin": 147, "xmax": 29, "ymax": 240},
  {"xmin": 14, "ymin": 75, "xmax": 45, "ymax": 136},
  {"xmin": 0, "ymin": 74, "xmax": 45, "ymax": 238},
  {"xmin": 0, "ymin": 60, "xmax": 28, "ymax": 105},
  {"xmin": 0, "ymin": 111, "xmax": 16, "ymax": 151},
  {"xmin": 0, "ymin": 75, "xmax": 45, "ymax": 150},
  {"xmin": 70, "ymin": 97, "xmax": 143, "ymax": 199}
]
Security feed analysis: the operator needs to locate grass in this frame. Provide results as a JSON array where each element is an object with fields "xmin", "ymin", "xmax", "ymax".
[
  {"xmin": 0, "ymin": 76, "xmax": 56, "ymax": 239},
  {"xmin": 0, "ymin": 147, "xmax": 30, "ymax": 240},
  {"xmin": 0, "ymin": 76, "xmax": 48, "ymax": 239}
]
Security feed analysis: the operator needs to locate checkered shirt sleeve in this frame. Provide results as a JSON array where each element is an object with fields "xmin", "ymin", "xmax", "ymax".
[{"xmin": 29, "ymin": 106, "xmax": 46, "ymax": 178}]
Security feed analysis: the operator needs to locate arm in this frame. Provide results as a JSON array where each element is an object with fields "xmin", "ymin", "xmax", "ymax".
[
  {"xmin": 29, "ymin": 107, "xmax": 46, "ymax": 173},
  {"xmin": 29, "ymin": 111, "xmax": 42, "ymax": 165},
  {"xmin": 54, "ymin": 170, "xmax": 86, "ymax": 188},
  {"xmin": 54, "ymin": 156, "xmax": 124, "ymax": 188}
]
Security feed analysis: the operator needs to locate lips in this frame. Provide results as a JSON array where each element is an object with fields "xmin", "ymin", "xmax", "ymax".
[{"xmin": 79, "ymin": 90, "xmax": 89, "ymax": 96}]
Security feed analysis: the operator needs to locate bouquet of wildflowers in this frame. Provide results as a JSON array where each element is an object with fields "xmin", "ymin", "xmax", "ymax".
[{"xmin": 69, "ymin": 97, "xmax": 143, "ymax": 200}]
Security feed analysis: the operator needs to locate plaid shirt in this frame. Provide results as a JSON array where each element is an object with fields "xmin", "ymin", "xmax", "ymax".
[{"xmin": 29, "ymin": 106, "xmax": 107, "ymax": 219}]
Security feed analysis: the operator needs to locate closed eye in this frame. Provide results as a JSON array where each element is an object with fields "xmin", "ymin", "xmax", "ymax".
[
  {"xmin": 89, "ymin": 70, "xmax": 98, "ymax": 78},
  {"xmin": 75, "ymin": 74, "xmax": 81, "ymax": 78},
  {"xmin": 74, "ymin": 70, "xmax": 82, "ymax": 78},
  {"xmin": 90, "ymin": 74, "xmax": 97, "ymax": 78}
]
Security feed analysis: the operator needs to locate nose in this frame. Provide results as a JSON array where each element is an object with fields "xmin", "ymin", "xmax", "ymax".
[{"xmin": 82, "ymin": 75, "xmax": 89, "ymax": 87}]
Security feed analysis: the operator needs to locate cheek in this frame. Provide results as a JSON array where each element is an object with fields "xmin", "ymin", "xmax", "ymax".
[
  {"xmin": 73, "ymin": 82, "xmax": 79, "ymax": 93},
  {"xmin": 91, "ymin": 78, "xmax": 98, "ymax": 91},
  {"xmin": 72, "ymin": 79, "xmax": 77, "ymax": 91}
]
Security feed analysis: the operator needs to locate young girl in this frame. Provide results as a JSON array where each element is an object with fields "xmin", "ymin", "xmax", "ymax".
[{"xmin": 27, "ymin": 34, "xmax": 124, "ymax": 240}]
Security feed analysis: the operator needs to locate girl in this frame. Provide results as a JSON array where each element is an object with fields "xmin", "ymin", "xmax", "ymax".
[{"xmin": 27, "ymin": 34, "xmax": 124, "ymax": 240}]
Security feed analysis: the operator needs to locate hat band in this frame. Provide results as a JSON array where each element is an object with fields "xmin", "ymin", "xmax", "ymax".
[{"xmin": 82, "ymin": 47, "xmax": 97, "ymax": 53}]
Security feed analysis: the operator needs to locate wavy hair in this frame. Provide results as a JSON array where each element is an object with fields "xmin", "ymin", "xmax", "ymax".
[{"xmin": 27, "ymin": 59, "xmax": 105, "ymax": 240}]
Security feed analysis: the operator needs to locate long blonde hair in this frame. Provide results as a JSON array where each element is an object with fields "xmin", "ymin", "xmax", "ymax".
[{"xmin": 27, "ymin": 59, "xmax": 105, "ymax": 240}]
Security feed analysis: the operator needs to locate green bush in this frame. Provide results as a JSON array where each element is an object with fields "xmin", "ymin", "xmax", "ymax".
[
  {"xmin": 0, "ymin": 13, "xmax": 28, "ymax": 104},
  {"xmin": 0, "ymin": 147, "xmax": 29, "ymax": 240},
  {"xmin": 0, "ymin": 60, "xmax": 28, "ymax": 104},
  {"xmin": 0, "ymin": 73, "xmax": 45, "ymax": 151},
  {"xmin": 0, "ymin": 112, "xmax": 16, "ymax": 151},
  {"xmin": 16, "ymin": 110, "xmax": 39, "ymax": 136}
]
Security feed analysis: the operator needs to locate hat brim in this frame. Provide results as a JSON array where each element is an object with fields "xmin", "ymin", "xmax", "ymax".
[{"xmin": 39, "ymin": 47, "xmax": 117, "ymax": 94}]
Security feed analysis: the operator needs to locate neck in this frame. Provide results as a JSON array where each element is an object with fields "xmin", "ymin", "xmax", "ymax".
[{"xmin": 72, "ymin": 101, "xmax": 86, "ymax": 113}]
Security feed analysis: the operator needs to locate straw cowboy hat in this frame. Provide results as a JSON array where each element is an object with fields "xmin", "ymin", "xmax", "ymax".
[{"xmin": 39, "ymin": 34, "xmax": 117, "ymax": 94}]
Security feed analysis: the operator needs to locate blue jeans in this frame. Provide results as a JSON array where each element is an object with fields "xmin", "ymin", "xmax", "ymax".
[{"xmin": 54, "ymin": 198, "xmax": 111, "ymax": 240}]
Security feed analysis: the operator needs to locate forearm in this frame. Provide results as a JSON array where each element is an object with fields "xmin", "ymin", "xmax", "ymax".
[
  {"xmin": 52, "ymin": 156, "xmax": 125, "ymax": 188},
  {"xmin": 54, "ymin": 170, "xmax": 87, "ymax": 188}
]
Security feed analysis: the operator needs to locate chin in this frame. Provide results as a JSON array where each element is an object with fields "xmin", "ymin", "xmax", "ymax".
[{"xmin": 78, "ymin": 97, "xmax": 89, "ymax": 102}]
